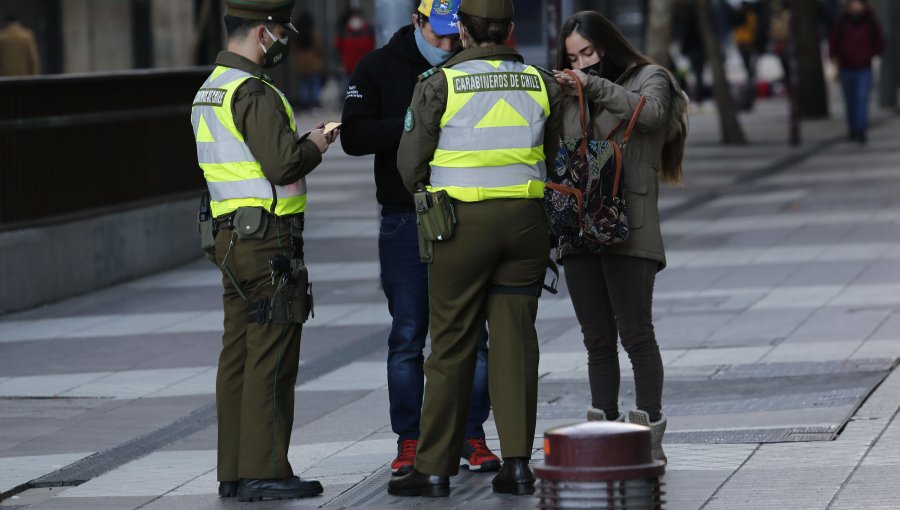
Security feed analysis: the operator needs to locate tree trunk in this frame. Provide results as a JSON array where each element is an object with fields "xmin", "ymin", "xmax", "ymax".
[
  {"xmin": 645, "ymin": 0, "xmax": 673, "ymax": 66},
  {"xmin": 697, "ymin": 0, "xmax": 746, "ymax": 144},
  {"xmin": 794, "ymin": 0, "xmax": 829, "ymax": 118},
  {"xmin": 546, "ymin": 0, "xmax": 562, "ymax": 69}
]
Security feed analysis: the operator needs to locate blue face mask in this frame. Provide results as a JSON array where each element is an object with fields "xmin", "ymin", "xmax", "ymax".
[{"xmin": 414, "ymin": 25, "xmax": 454, "ymax": 67}]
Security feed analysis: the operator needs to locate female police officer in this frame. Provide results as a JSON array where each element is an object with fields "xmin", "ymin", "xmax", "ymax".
[{"xmin": 389, "ymin": 0, "xmax": 562, "ymax": 497}]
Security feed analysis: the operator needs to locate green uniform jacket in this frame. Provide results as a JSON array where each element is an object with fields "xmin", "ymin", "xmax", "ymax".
[
  {"xmin": 397, "ymin": 45, "xmax": 564, "ymax": 194},
  {"xmin": 214, "ymin": 51, "xmax": 323, "ymax": 187},
  {"xmin": 561, "ymin": 64, "xmax": 676, "ymax": 269}
]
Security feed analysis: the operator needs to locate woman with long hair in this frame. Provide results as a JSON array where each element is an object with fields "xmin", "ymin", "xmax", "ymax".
[{"xmin": 552, "ymin": 11, "xmax": 687, "ymax": 464}]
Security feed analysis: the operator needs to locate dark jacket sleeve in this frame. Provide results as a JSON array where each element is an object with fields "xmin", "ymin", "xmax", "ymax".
[
  {"xmin": 397, "ymin": 75, "xmax": 446, "ymax": 194},
  {"xmin": 541, "ymin": 73, "xmax": 563, "ymax": 170},
  {"xmin": 340, "ymin": 54, "xmax": 405, "ymax": 156},
  {"xmin": 829, "ymin": 20, "xmax": 841, "ymax": 61},
  {"xmin": 233, "ymin": 79, "xmax": 322, "ymax": 186},
  {"xmin": 585, "ymin": 67, "xmax": 672, "ymax": 133}
]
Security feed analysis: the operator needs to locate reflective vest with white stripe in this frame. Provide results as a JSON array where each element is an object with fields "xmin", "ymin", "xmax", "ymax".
[
  {"xmin": 191, "ymin": 66, "xmax": 307, "ymax": 218},
  {"xmin": 428, "ymin": 59, "xmax": 550, "ymax": 202}
]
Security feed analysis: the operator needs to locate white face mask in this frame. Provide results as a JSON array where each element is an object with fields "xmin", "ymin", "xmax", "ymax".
[{"xmin": 348, "ymin": 16, "xmax": 364, "ymax": 30}]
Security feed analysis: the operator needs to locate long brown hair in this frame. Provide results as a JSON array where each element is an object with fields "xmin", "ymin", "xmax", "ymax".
[{"xmin": 558, "ymin": 11, "xmax": 685, "ymax": 184}]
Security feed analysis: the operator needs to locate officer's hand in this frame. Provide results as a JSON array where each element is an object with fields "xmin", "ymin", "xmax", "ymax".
[{"xmin": 307, "ymin": 129, "xmax": 329, "ymax": 154}]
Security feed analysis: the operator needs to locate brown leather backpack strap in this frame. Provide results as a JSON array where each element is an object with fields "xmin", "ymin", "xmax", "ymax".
[
  {"xmin": 606, "ymin": 119, "xmax": 625, "ymax": 140},
  {"xmin": 563, "ymin": 69, "xmax": 590, "ymax": 157},
  {"xmin": 620, "ymin": 95, "xmax": 647, "ymax": 149},
  {"xmin": 545, "ymin": 182, "xmax": 585, "ymax": 235}
]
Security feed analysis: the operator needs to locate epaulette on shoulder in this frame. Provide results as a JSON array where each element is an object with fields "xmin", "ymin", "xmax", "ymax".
[
  {"xmin": 418, "ymin": 66, "xmax": 442, "ymax": 82},
  {"xmin": 241, "ymin": 78, "xmax": 266, "ymax": 94},
  {"xmin": 532, "ymin": 65, "xmax": 554, "ymax": 78}
]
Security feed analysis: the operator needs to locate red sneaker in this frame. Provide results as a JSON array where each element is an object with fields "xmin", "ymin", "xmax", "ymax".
[
  {"xmin": 391, "ymin": 439, "xmax": 417, "ymax": 476},
  {"xmin": 460, "ymin": 438, "xmax": 501, "ymax": 472}
]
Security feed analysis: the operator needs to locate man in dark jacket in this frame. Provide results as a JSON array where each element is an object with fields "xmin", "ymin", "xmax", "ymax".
[
  {"xmin": 340, "ymin": 0, "xmax": 500, "ymax": 477},
  {"xmin": 829, "ymin": 0, "xmax": 884, "ymax": 144}
]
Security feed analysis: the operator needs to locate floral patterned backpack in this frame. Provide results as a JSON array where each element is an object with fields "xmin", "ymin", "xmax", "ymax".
[{"xmin": 544, "ymin": 69, "xmax": 646, "ymax": 251}]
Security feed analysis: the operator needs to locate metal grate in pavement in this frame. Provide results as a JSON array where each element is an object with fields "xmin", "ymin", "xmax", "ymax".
[
  {"xmin": 665, "ymin": 426, "xmax": 837, "ymax": 444},
  {"xmin": 325, "ymin": 467, "xmax": 538, "ymax": 509},
  {"xmin": 714, "ymin": 359, "xmax": 896, "ymax": 379}
]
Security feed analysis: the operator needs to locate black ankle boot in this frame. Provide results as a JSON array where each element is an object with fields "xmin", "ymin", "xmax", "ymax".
[
  {"xmin": 492, "ymin": 457, "xmax": 535, "ymax": 495},
  {"xmin": 236, "ymin": 477, "xmax": 323, "ymax": 502},
  {"xmin": 387, "ymin": 469, "xmax": 450, "ymax": 497},
  {"xmin": 218, "ymin": 481, "xmax": 238, "ymax": 497}
]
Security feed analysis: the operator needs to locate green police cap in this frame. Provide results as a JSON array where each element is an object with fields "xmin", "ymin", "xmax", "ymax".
[
  {"xmin": 459, "ymin": 0, "xmax": 514, "ymax": 19},
  {"xmin": 225, "ymin": 0, "xmax": 298, "ymax": 31}
]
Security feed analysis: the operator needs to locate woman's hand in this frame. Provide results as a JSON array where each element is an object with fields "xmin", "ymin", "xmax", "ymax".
[{"xmin": 553, "ymin": 69, "xmax": 589, "ymax": 96}]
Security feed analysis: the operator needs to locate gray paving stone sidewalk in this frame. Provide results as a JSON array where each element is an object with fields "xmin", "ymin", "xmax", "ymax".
[{"xmin": 1, "ymin": 95, "xmax": 899, "ymax": 510}]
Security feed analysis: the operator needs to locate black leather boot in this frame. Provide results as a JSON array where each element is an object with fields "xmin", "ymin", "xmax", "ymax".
[
  {"xmin": 236, "ymin": 476, "xmax": 323, "ymax": 502},
  {"xmin": 492, "ymin": 457, "xmax": 535, "ymax": 495},
  {"xmin": 387, "ymin": 469, "xmax": 450, "ymax": 497},
  {"xmin": 218, "ymin": 481, "xmax": 238, "ymax": 497}
]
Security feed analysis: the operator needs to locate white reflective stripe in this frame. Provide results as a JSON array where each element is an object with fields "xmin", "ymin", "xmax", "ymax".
[
  {"xmin": 194, "ymin": 106, "xmax": 237, "ymax": 140},
  {"xmin": 208, "ymin": 179, "xmax": 273, "ymax": 202},
  {"xmin": 208, "ymin": 68, "xmax": 254, "ymax": 88},
  {"xmin": 447, "ymin": 87, "xmax": 545, "ymax": 127},
  {"xmin": 190, "ymin": 107, "xmax": 202, "ymax": 138},
  {"xmin": 207, "ymin": 178, "xmax": 306, "ymax": 202},
  {"xmin": 275, "ymin": 179, "xmax": 307, "ymax": 198},
  {"xmin": 430, "ymin": 163, "xmax": 545, "ymax": 189},
  {"xmin": 196, "ymin": 141, "xmax": 256, "ymax": 164},
  {"xmin": 436, "ymin": 126, "xmax": 543, "ymax": 151}
]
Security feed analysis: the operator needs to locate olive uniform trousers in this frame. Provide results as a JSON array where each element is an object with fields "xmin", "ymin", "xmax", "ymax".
[
  {"xmin": 214, "ymin": 218, "xmax": 303, "ymax": 481},
  {"xmin": 415, "ymin": 199, "xmax": 550, "ymax": 476}
]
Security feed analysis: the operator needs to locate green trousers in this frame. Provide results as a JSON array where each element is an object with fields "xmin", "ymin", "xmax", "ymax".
[
  {"xmin": 415, "ymin": 199, "xmax": 550, "ymax": 476},
  {"xmin": 214, "ymin": 220, "xmax": 302, "ymax": 481}
]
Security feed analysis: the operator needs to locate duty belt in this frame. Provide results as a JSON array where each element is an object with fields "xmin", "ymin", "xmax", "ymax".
[{"xmin": 214, "ymin": 211, "xmax": 304, "ymax": 231}]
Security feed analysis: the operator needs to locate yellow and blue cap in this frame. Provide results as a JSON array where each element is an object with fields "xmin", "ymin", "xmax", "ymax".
[{"xmin": 418, "ymin": 0, "xmax": 460, "ymax": 36}]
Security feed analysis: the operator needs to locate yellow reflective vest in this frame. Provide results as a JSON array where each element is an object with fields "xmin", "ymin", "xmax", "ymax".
[
  {"xmin": 428, "ymin": 59, "xmax": 550, "ymax": 202},
  {"xmin": 191, "ymin": 66, "xmax": 307, "ymax": 218}
]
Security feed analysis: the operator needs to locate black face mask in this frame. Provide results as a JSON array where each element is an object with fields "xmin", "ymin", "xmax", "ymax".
[
  {"xmin": 260, "ymin": 27, "xmax": 290, "ymax": 68},
  {"xmin": 580, "ymin": 59, "xmax": 603, "ymax": 77}
]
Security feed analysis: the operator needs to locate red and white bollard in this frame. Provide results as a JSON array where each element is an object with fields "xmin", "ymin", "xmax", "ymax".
[{"xmin": 534, "ymin": 422, "xmax": 665, "ymax": 509}]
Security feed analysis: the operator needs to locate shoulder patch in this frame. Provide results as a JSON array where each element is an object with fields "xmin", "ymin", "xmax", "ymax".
[
  {"xmin": 404, "ymin": 107, "xmax": 415, "ymax": 132},
  {"xmin": 418, "ymin": 67, "xmax": 442, "ymax": 82}
]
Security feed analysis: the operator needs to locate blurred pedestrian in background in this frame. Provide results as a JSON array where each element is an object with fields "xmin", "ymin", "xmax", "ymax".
[
  {"xmin": 730, "ymin": 1, "xmax": 760, "ymax": 110},
  {"xmin": 340, "ymin": 0, "xmax": 502, "ymax": 479},
  {"xmin": 553, "ymin": 10, "xmax": 687, "ymax": 466},
  {"xmin": 334, "ymin": 7, "xmax": 375, "ymax": 107},
  {"xmin": 390, "ymin": 0, "xmax": 562, "ymax": 497},
  {"xmin": 829, "ymin": 0, "xmax": 884, "ymax": 144},
  {"xmin": 292, "ymin": 11, "xmax": 324, "ymax": 111},
  {"xmin": 679, "ymin": 1, "xmax": 709, "ymax": 104},
  {"xmin": 769, "ymin": 0, "xmax": 792, "ymax": 93},
  {"xmin": 0, "ymin": 15, "xmax": 40, "ymax": 77}
]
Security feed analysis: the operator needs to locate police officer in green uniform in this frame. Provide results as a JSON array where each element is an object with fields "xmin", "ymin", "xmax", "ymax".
[
  {"xmin": 388, "ymin": 0, "xmax": 562, "ymax": 498},
  {"xmin": 190, "ymin": 0, "xmax": 338, "ymax": 502}
]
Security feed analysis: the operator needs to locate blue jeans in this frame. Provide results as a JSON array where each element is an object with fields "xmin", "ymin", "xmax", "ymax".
[
  {"xmin": 379, "ymin": 212, "xmax": 491, "ymax": 441},
  {"xmin": 297, "ymin": 74, "xmax": 321, "ymax": 109},
  {"xmin": 840, "ymin": 68, "xmax": 873, "ymax": 136}
]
